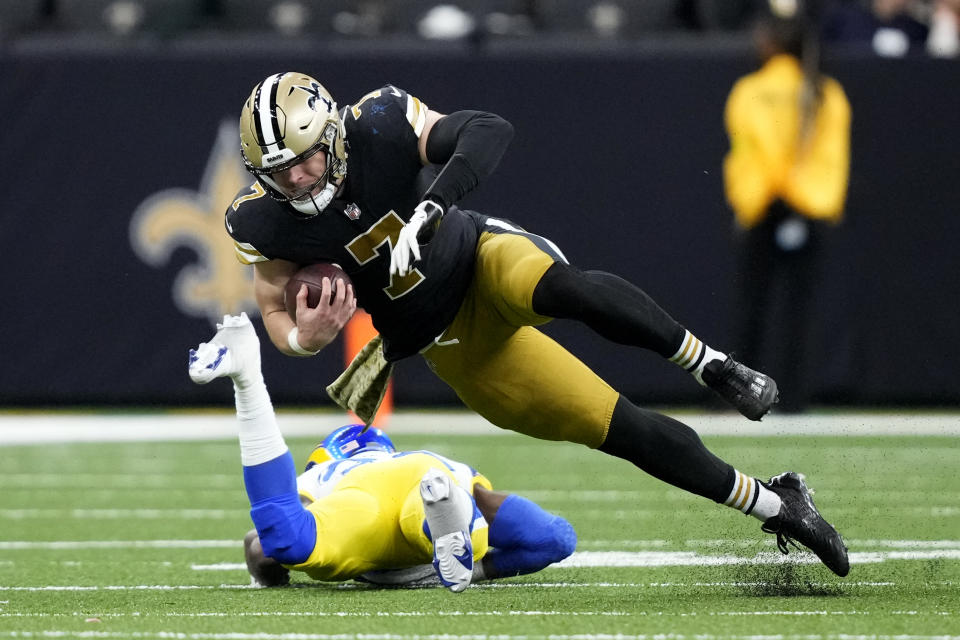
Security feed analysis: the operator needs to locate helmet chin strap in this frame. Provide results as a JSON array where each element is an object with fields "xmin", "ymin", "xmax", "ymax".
[{"xmin": 289, "ymin": 181, "xmax": 337, "ymax": 216}]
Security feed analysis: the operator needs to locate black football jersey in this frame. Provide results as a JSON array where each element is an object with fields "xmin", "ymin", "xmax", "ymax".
[{"xmin": 226, "ymin": 85, "xmax": 481, "ymax": 360}]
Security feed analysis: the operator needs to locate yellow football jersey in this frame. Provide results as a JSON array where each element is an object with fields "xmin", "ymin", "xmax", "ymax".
[{"xmin": 289, "ymin": 450, "xmax": 490, "ymax": 581}]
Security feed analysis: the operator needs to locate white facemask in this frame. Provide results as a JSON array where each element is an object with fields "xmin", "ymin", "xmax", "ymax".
[
  {"xmin": 261, "ymin": 175, "xmax": 338, "ymax": 217},
  {"xmin": 288, "ymin": 182, "xmax": 338, "ymax": 216}
]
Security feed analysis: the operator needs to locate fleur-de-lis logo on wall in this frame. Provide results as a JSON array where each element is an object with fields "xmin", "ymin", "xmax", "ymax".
[{"xmin": 129, "ymin": 121, "xmax": 257, "ymax": 322}]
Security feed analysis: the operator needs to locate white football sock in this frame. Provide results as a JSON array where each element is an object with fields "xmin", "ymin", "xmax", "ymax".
[
  {"xmin": 669, "ymin": 329, "xmax": 726, "ymax": 386},
  {"xmin": 724, "ymin": 470, "xmax": 782, "ymax": 521},
  {"xmin": 235, "ymin": 380, "xmax": 287, "ymax": 467},
  {"xmin": 188, "ymin": 313, "xmax": 287, "ymax": 466}
]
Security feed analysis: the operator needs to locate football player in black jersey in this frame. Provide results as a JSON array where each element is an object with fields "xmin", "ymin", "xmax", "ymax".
[{"xmin": 224, "ymin": 72, "xmax": 849, "ymax": 577}]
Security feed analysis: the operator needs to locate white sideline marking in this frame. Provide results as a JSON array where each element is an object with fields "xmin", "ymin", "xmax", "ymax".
[{"xmin": 1, "ymin": 410, "xmax": 959, "ymax": 444}]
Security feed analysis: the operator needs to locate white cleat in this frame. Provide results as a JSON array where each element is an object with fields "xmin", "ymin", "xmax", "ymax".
[
  {"xmin": 420, "ymin": 469, "xmax": 473, "ymax": 593},
  {"xmin": 187, "ymin": 312, "xmax": 260, "ymax": 385},
  {"xmin": 419, "ymin": 468, "xmax": 453, "ymax": 505},
  {"xmin": 432, "ymin": 531, "xmax": 473, "ymax": 593},
  {"xmin": 188, "ymin": 341, "xmax": 233, "ymax": 385}
]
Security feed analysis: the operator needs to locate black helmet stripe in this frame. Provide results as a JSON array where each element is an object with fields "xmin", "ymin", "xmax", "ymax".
[{"xmin": 253, "ymin": 73, "xmax": 286, "ymax": 152}]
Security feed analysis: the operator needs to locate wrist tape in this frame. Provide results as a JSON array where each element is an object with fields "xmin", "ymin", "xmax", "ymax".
[{"xmin": 287, "ymin": 327, "xmax": 319, "ymax": 356}]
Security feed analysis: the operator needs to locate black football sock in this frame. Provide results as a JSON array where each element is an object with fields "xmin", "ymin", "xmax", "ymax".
[
  {"xmin": 532, "ymin": 262, "xmax": 686, "ymax": 357},
  {"xmin": 533, "ymin": 263, "xmax": 726, "ymax": 382},
  {"xmin": 598, "ymin": 395, "xmax": 735, "ymax": 503}
]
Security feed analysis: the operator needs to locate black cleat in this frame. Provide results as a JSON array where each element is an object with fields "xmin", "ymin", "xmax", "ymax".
[
  {"xmin": 702, "ymin": 355, "xmax": 778, "ymax": 421},
  {"xmin": 761, "ymin": 472, "xmax": 849, "ymax": 577}
]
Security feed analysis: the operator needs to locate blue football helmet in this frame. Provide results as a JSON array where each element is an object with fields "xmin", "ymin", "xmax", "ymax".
[{"xmin": 304, "ymin": 424, "xmax": 396, "ymax": 471}]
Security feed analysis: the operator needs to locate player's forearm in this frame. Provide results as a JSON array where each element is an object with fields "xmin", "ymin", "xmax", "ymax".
[
  {"xmin": 422, "ymin": 110, "xmax": 514, "ymax": 209},
  {"xmin": 261, "ymin": 308, "xmax": 302, "ymax": 357}
]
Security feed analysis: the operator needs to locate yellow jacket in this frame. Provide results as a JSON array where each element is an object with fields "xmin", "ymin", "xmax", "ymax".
[{"xmin": 723, "ymin": 54, "xmax": 851, "ymax": 229}]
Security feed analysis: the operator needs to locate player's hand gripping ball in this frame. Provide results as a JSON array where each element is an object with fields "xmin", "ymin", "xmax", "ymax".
[{"xmin": 284, "ymin": 263, "xmax": 353, "ymax": 322}]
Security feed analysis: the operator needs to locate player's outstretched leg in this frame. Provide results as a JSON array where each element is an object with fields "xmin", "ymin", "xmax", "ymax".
[
  {"xmin": 701, "ymin": 355, "xmax": 779, "ymax": 421},
  {"xmin": 188, "ymin": 312, "xmax": 261, "ymax": 387},
  {"xmin": 760, "ymin": 472, "xmax": 849, "ymax": 576},
  {"xmin": 532, "ymin": 263, "xmax": 778, "ymax": 420},
  {"xmin": 420, "ymin": 468, "xmax": 474, "ymax": 593}
]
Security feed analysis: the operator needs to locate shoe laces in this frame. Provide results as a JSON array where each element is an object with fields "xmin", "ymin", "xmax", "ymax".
[
  {"xmin": 761, "ymin": 520, "xmax": 803, "ymax": 555},
  {"xmin": 761, "ymin": 475, "xmax": 815, "ymax": 555}
]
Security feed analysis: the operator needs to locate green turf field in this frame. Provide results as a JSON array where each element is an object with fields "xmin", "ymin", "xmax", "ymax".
[{"xmin": 1, "ymin": 425, "xmax": 958, "ymax": 639}]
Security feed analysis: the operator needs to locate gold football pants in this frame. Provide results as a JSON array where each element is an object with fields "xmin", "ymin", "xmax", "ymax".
[{"xmin": 422, "ymin": 221, "xmax": 619, "ymax": 448}]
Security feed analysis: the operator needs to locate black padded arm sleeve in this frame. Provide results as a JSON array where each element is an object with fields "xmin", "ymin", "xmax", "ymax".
[{"xmin": 422, "ymin": 110, "xmax": 514, "ymax": 210}]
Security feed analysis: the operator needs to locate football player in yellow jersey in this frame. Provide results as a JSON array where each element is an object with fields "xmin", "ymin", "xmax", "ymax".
[
  {"xmin": 224, "ymin": 73, "xmax": 849, "ymax": 577},
  {"xmin": 188, "ymin": 314, "xmax": 576, "ymax": 591}
]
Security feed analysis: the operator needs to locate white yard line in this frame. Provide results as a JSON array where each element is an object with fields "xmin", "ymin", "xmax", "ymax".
[
  {"xmin": 1, "ymin": 549, "xmax": 957, "ymax": 593},
  {"xmin": 556, "ymin": 550, "xmax": 960, "ymax": 567},
  {"xmin": 4, "ymin": 581, "xmax": 951, "ymax": 593},
  {"xmin": 0, "ymin": 509, "xmax": 238, "ymax": 520},
  {"xmin": 1, "ymin": 610, "xmax": 955, "ymax": 619},
  {"xmin": 8, "ymin": 507, "xmax": 960, "ymax": 520},
  {"xmin": 1, "ymin": 632, "xmax": 959, "ymax": 640},
  {"xmin": 0, "ymin": 411, "xmax": 959, "ymax": 444},
  {"xmin": 197, "ymin": 549, "xmax": 960, "ymax": 569},
  {"xmin": 0, "ymin": 540, "xmax": 238, "ymax": 550},
  {"xmin": 3, "ymin": 539, "xmax": 957, "ymax": 551}
]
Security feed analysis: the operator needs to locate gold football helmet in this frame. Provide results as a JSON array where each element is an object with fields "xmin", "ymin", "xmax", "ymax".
[{"xmin": 239, "ymin": 72, "xmax": 348, "ymax": 216}]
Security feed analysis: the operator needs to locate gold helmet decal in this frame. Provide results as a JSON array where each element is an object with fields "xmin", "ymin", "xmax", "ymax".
[{"xmin": 129, "ymin": 121, "xmax": 257, "ymax": 321}]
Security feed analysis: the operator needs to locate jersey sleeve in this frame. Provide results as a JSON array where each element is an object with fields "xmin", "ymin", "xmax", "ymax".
[
  {"xmin": 347, "ymin": 85, "xmax": 429, "ymax": 142},
  {"xmin": 225, "ymin": 182, "xmax": 270, "ymax": 264}
]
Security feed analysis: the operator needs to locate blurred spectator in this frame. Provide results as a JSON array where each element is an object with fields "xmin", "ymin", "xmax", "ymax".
[
  {"xmin": 722, "ymin": 0, "xmax": 851, "ymax": 412},
  {"xmin": 332, "ymin": 1, "xmax": 388, "ymax": 38},
  {"xmin": 823, "ymin": 0, "xmax": 929, "ymax": 56},
  {"xmin": 926, "ymin": 0, "xmax": 960, "ymax": 56},
  {"xmin": 533, "ymin": 0, "xmax": 685, "ymax": 38},
  {"xmin": 50, "ymin": 0, "xmax": 209, "ymax": 40},
  {"xmin": 417, "ymin": 4, "xmax": 477, "ymax": 39}
]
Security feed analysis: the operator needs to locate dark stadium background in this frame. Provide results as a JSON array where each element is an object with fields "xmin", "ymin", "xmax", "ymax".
[{"xmin": 1, "ymin": 3, "xmax": 958, "ymax": 409}]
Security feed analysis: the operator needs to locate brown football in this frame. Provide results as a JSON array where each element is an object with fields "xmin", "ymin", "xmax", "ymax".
[{"xmin": 284, "ymin": 263, "xmax": 353, "ymax": 322}]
